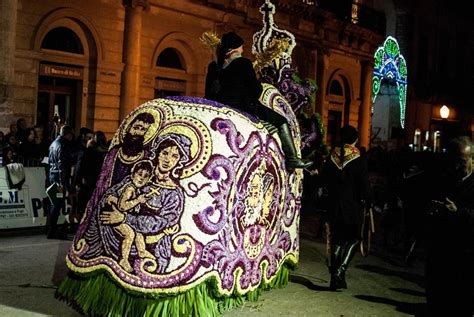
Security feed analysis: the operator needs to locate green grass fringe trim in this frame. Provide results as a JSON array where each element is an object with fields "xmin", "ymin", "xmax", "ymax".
[
  {"xmin": 56, "ymin": 263, "xmax": 292, "ymax": 316},
  {"xmin": 217, "ymin": 263, "xmax": 290, "ymax": 313}
]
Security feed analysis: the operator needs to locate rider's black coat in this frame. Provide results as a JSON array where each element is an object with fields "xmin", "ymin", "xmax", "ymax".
[
  {"xmin": 205, "ymin": 57, "xmax": 262, "ymax": 114},
  {"xmin": 205, "ymin": 57, "xmax": 286, "ymax": 127}
]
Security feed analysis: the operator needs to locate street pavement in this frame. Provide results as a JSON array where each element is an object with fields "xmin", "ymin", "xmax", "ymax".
[{"xmin": 0, "ymin": 223, "xmax": 427, "ymax": 317}]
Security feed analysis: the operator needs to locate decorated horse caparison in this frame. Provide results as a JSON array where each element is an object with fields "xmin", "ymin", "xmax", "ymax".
[{"xmin": 57, "ymin": 1, "xmax": 315, "ymax": 315}]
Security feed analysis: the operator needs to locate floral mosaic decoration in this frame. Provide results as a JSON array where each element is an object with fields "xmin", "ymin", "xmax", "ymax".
[{"xmin": 57, "ymin": 1, "xmax": 305, "ymax": 316}]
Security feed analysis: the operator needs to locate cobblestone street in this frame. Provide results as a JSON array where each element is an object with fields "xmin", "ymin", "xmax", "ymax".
[{"xmin": 0, "ymin": 226, "xmax": 426, "ymax": 317}]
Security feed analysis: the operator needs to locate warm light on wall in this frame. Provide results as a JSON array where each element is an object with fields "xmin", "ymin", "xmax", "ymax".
[
  {"xmin": 440, "ymin": 105, "xmax": 450, "ymax": 119},
  {"xmin": 414, "ymin": 128, "xmax": 421, "ymax": 151}
]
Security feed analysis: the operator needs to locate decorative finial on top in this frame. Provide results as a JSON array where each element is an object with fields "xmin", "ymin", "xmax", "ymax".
[
  {"xmin": 252, "ymin": 0, "xmax": 296, "ymax": 59},
  {"xmin": 252, "ymin": 0, "xmax": 315, "ymax": 116}
]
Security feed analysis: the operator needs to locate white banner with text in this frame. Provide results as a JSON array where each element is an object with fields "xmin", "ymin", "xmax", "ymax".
[{"xmin": 0, "ymin": 167, "xmax": 63, "ymax": 229}]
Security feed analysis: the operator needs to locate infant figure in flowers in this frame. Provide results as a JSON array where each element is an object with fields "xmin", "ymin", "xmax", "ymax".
[
  {"xmin": 98, "ymin": 133, "xmax": 191, "ymax": 274},
  {"xmin": 104, "ymin": 160, "xmax": 156, "ymax": 272}
]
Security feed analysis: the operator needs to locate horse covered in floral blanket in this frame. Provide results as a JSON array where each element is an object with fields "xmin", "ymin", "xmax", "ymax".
[{"xmin": 57, "ymin": 1, "xmax": 315, "ymax": 315}]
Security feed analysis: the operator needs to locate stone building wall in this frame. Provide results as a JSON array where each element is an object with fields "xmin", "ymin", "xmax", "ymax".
[{"xmin": 0, "ymin": 0, "xmax": 382, "ymax": 143}]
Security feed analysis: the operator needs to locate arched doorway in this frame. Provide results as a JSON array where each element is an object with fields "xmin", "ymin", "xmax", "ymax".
[
  {"xmin": 326, "ymin": 73, "xmax": 352, "ymax": 148},
  {"xmin": 371, "ymin": 36, "xmax": 407, "ymax": 148},
  {"xmin": 37, "ymin": 27, "xmax": 85, "ymax": 135},
  {"xmin": 154, "ymin": 48, "xmax": 186, "ymax": 98},
  {"xmin": 34, "ymin": 13, "xmax": 99, "ymax": 141}
]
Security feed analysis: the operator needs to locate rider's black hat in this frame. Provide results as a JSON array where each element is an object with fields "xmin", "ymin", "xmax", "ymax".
[{"xmin": 220, "ymin": 32, "xmax": 244, "ymax": 52}]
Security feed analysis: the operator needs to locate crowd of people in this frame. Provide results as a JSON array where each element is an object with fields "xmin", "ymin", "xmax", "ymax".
[
  {"xmin": 0, "ymin": 118, "xmax": 49, "ymax": 166},
  {"xmin": 1, "ymin": 117, "xmax": 110, "ymax": 239},
  {"xmin": 45, "ymin": 125, "xmax": 109, "ymax": 239},
  {"xmin": 302, "ymin": 127, "xmax": 473, "ymax": 314}
]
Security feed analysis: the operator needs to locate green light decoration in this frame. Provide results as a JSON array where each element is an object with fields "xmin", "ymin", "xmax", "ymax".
[
  {"xmin": 399, "ymin": 56, "xmax": 407, "ymax": 80},
  {"xmin": 374, "ymin": 48, "xmax": 384, "ymax": 69},
  {"xmin": 398, "ymin": 83, "xmax": 406, "ymax": 126},
  {"xmin": 385, "ymin": 37, "xmax": 399, "ymax": 58},
  {"xmin": 372, "ymin": 76, "xmax": 381, "ymax": 95},
  {"xmin": 372, "ymin": 36, "xmax": 408, "ymax": 128},
  {"xmin": 371, "ymin": 76, "xmax": 381, "ymax": 114}
]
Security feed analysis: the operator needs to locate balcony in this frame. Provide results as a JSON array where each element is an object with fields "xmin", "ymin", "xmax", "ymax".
[
  {"xmin": 260, "ymin": 0, "xmax": 386, "ymax": 36},
  {"xmin": 317, "ymin": 0, "xmax": 386, "ymax": 35},
  {"xmin": 196, "ymin": 0, "xmax": 386, "ymax": 36}
]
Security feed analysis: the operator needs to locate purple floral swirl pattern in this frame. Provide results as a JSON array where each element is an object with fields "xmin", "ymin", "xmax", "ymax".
[
  {"xmin": 66, "ymin": 86, "xmax": 302, "ymax": 297},
  {"xmin": 198, "ymin": 117, "xmax": 294, "ymax": 292},
  {"xmin": 194, "ymin": 85, "xmax": 302, "ymax": 295}
]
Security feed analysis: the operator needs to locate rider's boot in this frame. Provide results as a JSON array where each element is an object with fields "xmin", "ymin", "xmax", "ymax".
[{"xmin": 278, "ymin": 123, "xmax": 313, "ymax": 170}]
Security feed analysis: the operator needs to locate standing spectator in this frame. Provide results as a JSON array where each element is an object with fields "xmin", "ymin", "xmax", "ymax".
[
  {"xmin": 425, "ymin": 136, "xmax": 474, "ymax": 316},
  {"xmin": 72, "ymin": 127, "xmax": 93, "ymax": 187},
  {"xmin": 94, "ymin": 130, "xmax": 108, "ymax": 153},
  {"xmin": 69, "ymin": 127, "xmax": 94, "ymax": 223},
  {"xmin": 18, "ymin": 128, "xmax": 41, "ymax": 164},
  {"xmin": 47, "ymin": 112, "xmax": 61, "ymax": 144},
  {"xmin": 77, "ymin": 127, "xmax": 94, "ymax": 148},
  {"xmin": 5, "ymin": 135, "xmax": 18, "ymax": 162},
  {"xmin": 6, "ymin": 133, "xmax": 18, "ymax": 150},
  {"xmin": 321, "ymin": 125, "xmax": 370, "ymax": 290},
  {"xmin": 2, "ymin": 146, "xmax": 16, "ymax": 166},
  {"xmin": 299, "ymin": 114, "xmax": 328, "ymax": 237},
  {"xmin": 46, "ymin": 125, "xmax": 74, "ymax": 239},
  {"xmin": 0, "ymin": 131, "xmax": 6, "ymax": 153},
  {"xmin": 75, "ymin": 131, "xmax": 107, "ymax": 221},
  {"xmin": 33, "ymin": 124, "xmax": 49, "ymax": 158},
  {"xmin": 16, "ymin": 118, "xmax": 28, "ymax": 143},
  {"xmin": 4, "ymin": 122, "xmax": 18, "ymax": 141}
]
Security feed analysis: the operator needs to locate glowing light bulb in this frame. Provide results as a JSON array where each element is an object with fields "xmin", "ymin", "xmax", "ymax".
[{"xmin": 440, "ymin": 105, "xmax": 450, "ymax": 119}]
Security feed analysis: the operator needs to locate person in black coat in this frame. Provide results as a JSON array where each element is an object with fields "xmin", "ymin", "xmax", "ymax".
[
  {"xmin": 47, "ymin": 125, "xmax": 74, "ymax": 239},
  {"xmin": 321, "ymin": 125, "xmax": 370, "ymax": 290},
  {"xmin": 425, "ymin": 136, "xmax": 474, "ymax": 316},
  {"xmin": 205, "ymin": 31, "xmax": 311, "ymax": 170},
  {"xmin": 18, "ymin": 128, "xmax": 42, "ymax": 163},
  {"xmin": 76, "ymin": 132, "xmax": 107, "ymax": 215}
]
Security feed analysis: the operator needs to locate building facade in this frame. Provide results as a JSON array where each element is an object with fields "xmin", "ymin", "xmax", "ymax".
[
  {"xmin": 0, "ymin": 0, "xmax": 385, "ymax": 146},
  {"xmin": 403, "ymin": 0, "xmax": 474, "ymax": 150},
  {"xmin": 372, "ymin": 0, "xmax": 474, "ymax": 150}
]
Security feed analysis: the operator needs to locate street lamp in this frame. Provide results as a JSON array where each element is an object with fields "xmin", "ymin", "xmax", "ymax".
[
  {"xmin": 439, "ymin": 105, "xmax": 450, "ymax": 152},
  {"xmin": 440, "ymin": 105, "xmax": 450, "ymax": 119}
]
